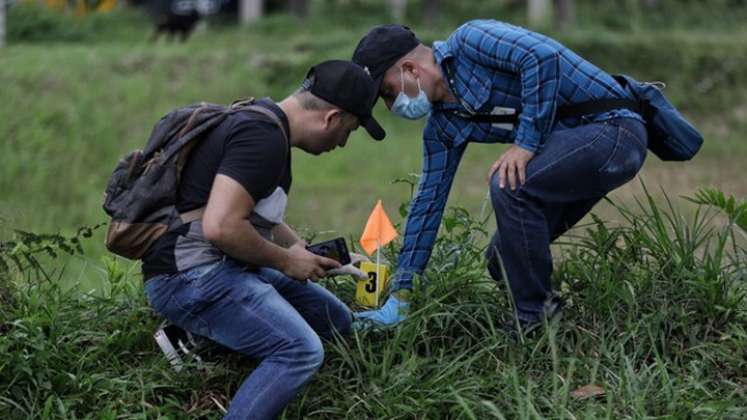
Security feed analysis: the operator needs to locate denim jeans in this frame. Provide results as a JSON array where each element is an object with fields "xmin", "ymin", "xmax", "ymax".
[
  {"xmin": 144, "ymin": 258, "xmax": 352, "ymax": 419},
  {"xmin": 486, "ymin": 118, "xmax": 648, "ymax": 322}
]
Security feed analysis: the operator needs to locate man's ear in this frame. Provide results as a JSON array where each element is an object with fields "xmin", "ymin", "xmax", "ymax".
[
  {"xmin": 322, "ymin": 108, "xmax": 341, "ymax": 129},
  {"xmin": 400, "ymin": 59, "xmax": 419, "ymax": 78}
]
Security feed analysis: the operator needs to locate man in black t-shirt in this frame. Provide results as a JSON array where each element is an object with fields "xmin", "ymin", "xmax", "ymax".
[{"xmin": 143, "ymin": 60, "xmax": 385, "ymax": 420}]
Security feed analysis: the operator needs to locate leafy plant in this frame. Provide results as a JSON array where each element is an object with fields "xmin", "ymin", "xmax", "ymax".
[
  {"xmin": 0, "ymin": 224, "xmax": 103, "ymax": 311},
  {"xmin": 686, "ymin": 187, "xmax": 747, "ymax": 233}
]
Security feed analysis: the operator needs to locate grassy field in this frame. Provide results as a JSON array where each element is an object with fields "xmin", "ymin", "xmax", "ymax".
[
  {"xmin": 1, "ymin": 189, "xmax": 746, "ymax": 418},
  {"xmin": 1, "ymin": 4, "xmax": 747, "ymax": 418}
]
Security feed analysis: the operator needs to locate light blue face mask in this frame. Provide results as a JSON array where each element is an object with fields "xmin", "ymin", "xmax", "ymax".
[{"xmin": 391, "ymin": 67, "xmax": 432, "ymax": 120}]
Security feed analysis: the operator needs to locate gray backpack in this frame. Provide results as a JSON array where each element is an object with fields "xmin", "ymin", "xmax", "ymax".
[{"xmin": 102, "ymin": 98, "xmax": 287, "ymax": 260}]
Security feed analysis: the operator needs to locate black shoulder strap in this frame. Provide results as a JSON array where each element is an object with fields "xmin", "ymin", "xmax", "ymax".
[
  {"xmin": 230, "ymin": 97, "xmax": 289, "ymax": 143},
  {"xmin": 452, "ymin": 98, "xmax": 644, "ymax": 124},
  {"xmin": 449, "ymin": 97, "xmax": 642, "ymax": 125},
  {"xmin": 450, "ymin": 110, "xmax": 521, "ymax": 124},
  {"xmin": 241, "ymin": 104, "xmax": 289, "ymax": 143},
  {"xmin": 443, "ymin": 59, "xmax": 643, "ymax": 124},
  {"xmin": 555, "ymin": 98, "xmax": 642, "ymax": 119},
  {"xmin": 237, "ymin": 102, "xmax": 291, "ymax": 198}
]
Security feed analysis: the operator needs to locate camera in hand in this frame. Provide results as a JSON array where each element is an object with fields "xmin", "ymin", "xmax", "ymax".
[{"xmin": 306, "ymin": 237, "xmax": 351, "ymax": 265}]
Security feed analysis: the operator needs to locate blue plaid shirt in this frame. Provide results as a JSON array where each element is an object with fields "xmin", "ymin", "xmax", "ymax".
[{"xmin": 392, "ymin": 20, "xmax": 643, "ymax": 290}]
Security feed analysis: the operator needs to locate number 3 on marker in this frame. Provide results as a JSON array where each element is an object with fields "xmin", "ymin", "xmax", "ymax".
[{"xmin": 365, "ymin": 271, "xmax": 377, "ymax": 293}]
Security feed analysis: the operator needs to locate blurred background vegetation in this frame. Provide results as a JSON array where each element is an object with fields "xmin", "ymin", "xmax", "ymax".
[{"xmin": 1, "ymin": 0, "xmax": 746, "ymax": 289}]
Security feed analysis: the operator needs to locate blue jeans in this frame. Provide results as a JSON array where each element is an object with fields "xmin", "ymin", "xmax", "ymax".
[
  {"xmin": 144, "ymin": 258, "xmax": 352, "ymax": 419},
  {"xmin": 486, "ymin": 118, "xmax": 647, "ymax": 322}
]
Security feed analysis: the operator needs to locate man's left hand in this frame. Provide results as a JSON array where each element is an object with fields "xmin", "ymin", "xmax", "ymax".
[
  {"xmin": 487, "ymin": 145, "xmax": 535, "ymax": 190},
  {"xmin": 326, "ymin": 265, "xmax": 368, "ymax": 279},
  {"xmin": 325, "ymin": 252, "xmax": 371, "ymax": 280}
]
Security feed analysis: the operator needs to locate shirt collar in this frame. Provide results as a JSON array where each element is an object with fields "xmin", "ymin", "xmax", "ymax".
[
  {"xmin": 431, "ymin": 40, "xmax": 458, "ymax": 113},
  {"xmin": 433, "ymin": 40, "xmax": 453, "ymax": 65},
  {"xmin": 433, "ymin": 38, "xmax": 491, "ymax": 113}
]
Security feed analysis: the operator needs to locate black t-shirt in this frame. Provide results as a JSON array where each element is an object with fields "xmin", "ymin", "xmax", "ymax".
[{"xmin": 142, "ymin": 98, "xmax": 292, "ymax": 276}]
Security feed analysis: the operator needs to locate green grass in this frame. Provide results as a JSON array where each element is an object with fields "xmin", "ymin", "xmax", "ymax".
[{"xmin": 1, "ymin": 191, "xmax": 745, "ymax": 418}]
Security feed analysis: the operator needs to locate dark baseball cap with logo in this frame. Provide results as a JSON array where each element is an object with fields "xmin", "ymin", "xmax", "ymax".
[
  {"xmin": 352, "ymin": 24, "xmax": 421, "ymax": 99},
  {"xmin": 304, "ymin": 60, "xmax": 385, "ymax": 141}
]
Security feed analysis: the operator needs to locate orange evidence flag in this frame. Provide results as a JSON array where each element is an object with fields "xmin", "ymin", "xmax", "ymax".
[{"xmin": 359, "ymin": 200, "xmax": 398, "ymax": 256}]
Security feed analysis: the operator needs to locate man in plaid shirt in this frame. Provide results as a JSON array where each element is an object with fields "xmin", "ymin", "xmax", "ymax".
[{"xmin": 352, "ymin": 20, "xmax": 648, "ymax": 333}]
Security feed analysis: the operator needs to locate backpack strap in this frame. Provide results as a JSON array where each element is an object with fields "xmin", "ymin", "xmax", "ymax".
[
  {"xmin": 177, "ymin": 102, "xmax": 208, "ymax": 139},
  {"xmin": 240, "ymin": 104, "xmax": 289, "ymax": 143}
]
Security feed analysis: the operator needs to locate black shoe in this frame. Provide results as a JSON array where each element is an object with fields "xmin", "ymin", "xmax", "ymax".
[
  {"xmin": 499, "ymin": 318, "xmax": 545, "ymax": 339},
  {"xmin": 154, "ymin": 323, "xmax": 211, "ymax": 372},
  {"xmin": 501, "ymin": 298, "xmax": 564, "ymax": 340}
]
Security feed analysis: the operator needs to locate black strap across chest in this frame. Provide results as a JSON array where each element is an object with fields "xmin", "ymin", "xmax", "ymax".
[{"xmin": 443, "ymin": 61, "xmax": 642, "ymax": 124}]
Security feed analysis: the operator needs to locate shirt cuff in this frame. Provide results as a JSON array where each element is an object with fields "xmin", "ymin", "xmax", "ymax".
[
  {"xmin": 514, "ymin": 141, "xmax": 538, "ymax": 153},
  {"xmin": 514, "ymin": 117, "xmax": 543, "ymax": 153}
]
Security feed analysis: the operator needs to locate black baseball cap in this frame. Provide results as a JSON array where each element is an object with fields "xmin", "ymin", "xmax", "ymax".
[
  {"xmin": 352, "ymin": 24, "xmax": 421, "ymax": 98},
  {"xmin": 304, "ymin": 60, "xmax": 385, "ymax": 141}
]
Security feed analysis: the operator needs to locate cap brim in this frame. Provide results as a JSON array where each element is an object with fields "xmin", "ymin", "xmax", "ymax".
[
  {"xmin": 361, "ymin": 115, "xmax": 385, "ymax": 141},
  {"xmin": 361, "ymin": 73, "xmax": 385, "ymax": 140},
  {"xmin": 371, "ymin": 73, "xmax": 384, "ymax": 106}
]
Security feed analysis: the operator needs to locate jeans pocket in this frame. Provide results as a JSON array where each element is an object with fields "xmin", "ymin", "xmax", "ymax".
[
  {"xmin": 619, "ymin": 123, "xmax": 647, "ymax": 151},
  {"xmin": 164, "ymin": 293, "xmax": 211, "ymax": 337},
  {"xmin": 145, "ymin": 274, "xmax": 177, "ymax": 314},
  {"xmin": 598, "ymin": 131, "xmax": 622, "ymax": 175},
  {"xmin": 597, "ymin": 125, "xmax": 646, "ymax": 192},
  {"xmin": 181, "ymin": 260, "xmax": 224, "ymax": 286},
  {"xmin": 188, "ymin": 261, "xmax": 236, "ymax": 310}
]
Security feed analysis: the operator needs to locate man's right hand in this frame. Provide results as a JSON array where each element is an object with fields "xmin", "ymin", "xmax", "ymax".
[{"xmin": 282, "ymin": 243, "xmax": 341, "ymax": 282}]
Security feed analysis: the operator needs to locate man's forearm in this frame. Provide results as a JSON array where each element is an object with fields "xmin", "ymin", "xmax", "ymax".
[
  {"xmin": 206, "ymin": 218, "xmax": 290, "ymax": 272},
  {"xmin": 271, "ymin": 222, "xmax": 305, "ymax": 248}
]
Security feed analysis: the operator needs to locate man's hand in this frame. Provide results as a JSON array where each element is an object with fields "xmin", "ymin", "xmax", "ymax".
[
  {"xmin": 353, "ymin": 290, "xmax": 411, "ymax": 330},
  {"xmin": 326, "ymin": 265, "xmax": 368, "ymax": 279},
  {"xmin": 281, "ymin": 243, "xmax": 341, "ymax": 282},
  {"xmin": 487, "ymin": 144, "xmax": 535, "ymax": 190},
  {"xmin": 348, "ymin": 252, "xmax": 371, "ymax": 266},
  {"xmin": 326, "ymin": 252, "xmax": 371, "ymax": 279}
]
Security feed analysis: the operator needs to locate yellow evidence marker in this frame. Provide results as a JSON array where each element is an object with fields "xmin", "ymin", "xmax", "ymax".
[{"xmin": 356, "ymin": 262, "xmax": 389, "ymax": 308}]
